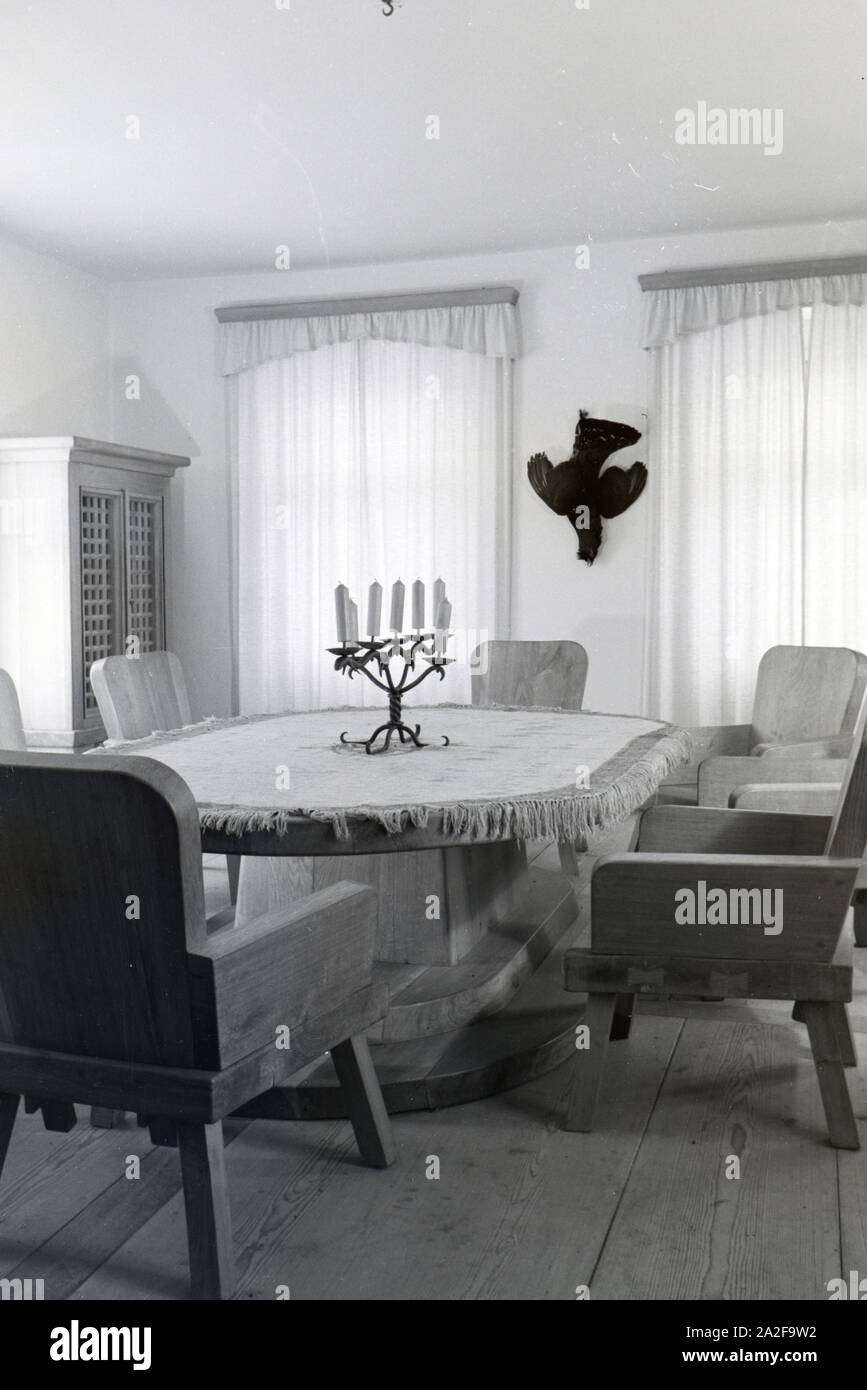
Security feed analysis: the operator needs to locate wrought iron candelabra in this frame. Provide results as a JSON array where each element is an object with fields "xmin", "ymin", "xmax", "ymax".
[{"xmin": 328, "ymin": 632, "xmax": 453, "ymax": 753}]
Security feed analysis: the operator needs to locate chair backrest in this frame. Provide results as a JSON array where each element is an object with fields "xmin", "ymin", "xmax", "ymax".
[
  {"xmin": 751, "ymin": 646, "xmax": 867, "ymax": 748},
  {"xmin": 825, "ymin": 691, "xmax": 867, "ymax": 859},
  {"xmin": 0, "ymin": 670, "xmax": 26, "ymax": 750},
  {"xmin": 470, "ymin": 640, "xmax": 588, "ymax": 710},
  {"xmin": 90, "ymin": 651, "xmax": 192, "ymax": 741},
  {"xmin": 0, "ymin": 753, "xmax": 207, "ymax": 1067}
]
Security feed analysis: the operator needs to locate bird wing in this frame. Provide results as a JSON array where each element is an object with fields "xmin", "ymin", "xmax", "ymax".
[
  {"xmin": 595, "ymin": 461, "xmax": 648, "ymax": 518},
  {"xmin": 527, "ymin": 453, "xmax": 556, "ymax": 509}
]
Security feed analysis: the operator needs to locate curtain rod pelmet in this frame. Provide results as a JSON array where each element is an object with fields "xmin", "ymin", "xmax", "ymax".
[
  {"xmin": 215, "ymin": 286, "xmax": 519, "ymax": 323},
  {"xmin": 640, "ymin": 255, "xmax": 867, "ymax": 292}
]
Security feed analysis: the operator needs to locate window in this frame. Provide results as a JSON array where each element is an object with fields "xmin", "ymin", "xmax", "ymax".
[
  {"xmin": 219, "ymin": 291, "xmax": 519, "ymax": 713},
  {"xmin": 640, "ymin": 273, "xmax": 867, "ymax": 724}
]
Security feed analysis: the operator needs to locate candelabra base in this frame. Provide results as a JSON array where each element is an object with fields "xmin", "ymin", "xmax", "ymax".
[
  {"xmin": 340, "ymin": 720, "xmax": 450, "ymax": 755},
  {"xmin": 327, "ymin": 632, "xmax": 454, "ymax": 753}
]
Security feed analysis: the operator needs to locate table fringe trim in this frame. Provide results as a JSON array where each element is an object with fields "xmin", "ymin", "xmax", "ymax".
[{"xmin": 192, "ymin": 726, "xmax": 694, "ymax": 842}]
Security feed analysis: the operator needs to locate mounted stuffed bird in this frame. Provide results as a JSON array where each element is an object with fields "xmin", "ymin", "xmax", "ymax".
[{"xmin": 527, "ymin": 410, "xmax": 647, "ymax": 564}]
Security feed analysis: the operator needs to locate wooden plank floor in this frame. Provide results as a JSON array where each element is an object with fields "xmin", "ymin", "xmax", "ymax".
[{"xmin": 1, "ymin": 820, "xmax": 865, "ymax": 1301}]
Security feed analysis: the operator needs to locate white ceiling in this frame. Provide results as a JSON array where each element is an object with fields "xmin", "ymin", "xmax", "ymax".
[{"xmin": 0, "ymin": 0, "xmax": 864, "ymax": 280}]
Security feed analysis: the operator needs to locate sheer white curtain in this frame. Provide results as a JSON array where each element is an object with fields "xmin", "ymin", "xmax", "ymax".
[
  {"xmin": 229, "ymin": 335, "xmax": 512, "ymax": 713},
  {"xmin": 803, "ymin": 298, "xmax": 867, "ymax": 654},
  {"xmin": 641, "ymin": 303, "xmax": 806, "ymax": 726}
]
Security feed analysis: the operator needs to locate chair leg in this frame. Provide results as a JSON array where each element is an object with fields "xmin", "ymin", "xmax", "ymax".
[
  {"xmin": 39, "ymin": 1101, "xmax": 77, "ymax": 1132},
  {"xmin": 565, "ymin": 993, "xmax": 617, "ymax": 1133},
  {"xmin": 610, "ymin": 993, "xmax": 635, "ymax": 1041},
  {"xmin": 558, "ymin": 836, "xmax": 588, "ymax": 879},
  {"xmin": 23, "ymin": 1096, "xmax": 76, "ymax": 1131},
  {"xmin": 800, "ymin": 1002, "xmax": 860, "ymax": 1150},
  {"xmin": 831, "ymin": 1003, "xmax": 858, "ymax": 1068},
  {"xmin": 853, "ymin": 900, "xmax": 867, "ymax": 947},
  {"xmin": 0, "ymin": 1092, "xmax": 20, "ymax": 1181},
  {"xmin": 149, "ymin": 1117, "xmax": 179, "ymax": 1148},
  {"xmin": 794, "ymin": 1000, "xmax": 857, "ymax": 1067},
  {"xmin": 226, "ymin": 855, "xmax": 241, "ymax": 904},
  {"xmin": 330, "ymin": 1035, "xmax": 395, "ymax": 1169},
  {"xmin": 558, "ymin": 841, "xmax": 580, "ymax": 878},
  {"xmin": 177, "ymin": 1120, "xmax": 236, "ymax": 1300}
]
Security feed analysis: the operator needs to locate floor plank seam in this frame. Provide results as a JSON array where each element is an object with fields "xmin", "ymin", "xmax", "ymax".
[{"xmin": 583, "ymin": 1016, "xmax": 687, "ymax": 1295}]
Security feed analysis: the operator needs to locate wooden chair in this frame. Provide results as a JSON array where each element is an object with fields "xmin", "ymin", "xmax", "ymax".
[
  {"xmin": 470, "ymin": 639, "xmax": 588, "ymax": 711},
  {"xmin": 90, "ymin": 652, "xmax": 241, "ymax": 903},
  {"xmin": 471, "ymin": 639, "xmax": 590, "ymax": 877},
  {"xmin": 0, "ymin": 751, "xmax": 395, "ymax": 1300},
  {"xmin": 88, "ymin": 652, "xmax": 313, "ymax": 1124},
  {"xmin": 90, "ymin": 651, "xmax": 192, "ymax": 741},
  {"xmin": 0, "ymin": 670, "xmax": 26, "ymax": 750},
  {"xmin": 563, "ymin": 688, "xmax": 867, "ymax": 1150},
  {"xmin": 657, "ymin": 644, "xmax": 867, "ymax": 805}
]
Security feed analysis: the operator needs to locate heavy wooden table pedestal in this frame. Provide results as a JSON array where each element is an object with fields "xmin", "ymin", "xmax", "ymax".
[{"xmin": 236, "ymin": 841, "xmax": 580, "ymax": 1117}]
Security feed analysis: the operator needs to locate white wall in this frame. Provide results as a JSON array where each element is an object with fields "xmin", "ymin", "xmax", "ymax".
[
  {"xmin": 108, "ymin": 216, "xmax": 867, "ymax": 721},
  {"xmin": 0, "ymin": 234, "xmax": 113, "ymax": 731},
  {"xmin": 0, "ymin": 233, "xmax": 112, "ymax": 437}
]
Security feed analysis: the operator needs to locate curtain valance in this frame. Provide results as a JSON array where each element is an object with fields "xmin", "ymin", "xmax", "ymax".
[
  {"xmin": 641, "ymin": 272, "xmax": 867, "ymax": 349},
  {"xmin": 216, "ymin": 294, "xmax": 520, "ymax": 375}
]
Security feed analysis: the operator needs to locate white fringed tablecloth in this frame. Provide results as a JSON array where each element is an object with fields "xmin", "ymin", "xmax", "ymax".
[{"xmin": 94, "ymin": 705, "xmax": 691, "ymax": 842}]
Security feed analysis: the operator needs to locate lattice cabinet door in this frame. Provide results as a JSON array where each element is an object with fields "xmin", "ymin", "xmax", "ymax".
[
  {"xmin": 78, "ymin": 488, "xmax": 166, "ymax": 727},
  {"xmin": 125, "ymin": 494, "xmax": 166, "ymax": 657},
  {"xmin": 80, "ymin": 489, "xmax": 124, "ymax": 721}
]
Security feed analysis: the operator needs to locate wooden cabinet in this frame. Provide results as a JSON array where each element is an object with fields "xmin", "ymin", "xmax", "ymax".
[{"xmin": 0, "ymin": 437, "xmax": 189, "ymax": 749}]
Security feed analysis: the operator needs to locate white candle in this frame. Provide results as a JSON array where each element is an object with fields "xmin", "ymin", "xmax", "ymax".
[
  {"xmin": 434, "ymin": 597, "xmax": 452, "ymax": 631},
  {"xmin": 412, "ymin": 579, "xmax": 425, "ymax": 630},
  {"xmin": 433, "ymin": 577, "xmax": 446, "ymax": 614},
  {"xmin": 334, "ymin": 583, "xmax": 350, "ymax": 643},
  {"xmin": 367, "ymin": 581, "xmax": 382, "ymax": 637},
  {"xmin": 390, "ymin": 579, "xmax": 405, "ymax": 631},
  {"xmin": 347, "ymin": 598, "xmax": 359, "ymax": 643},
  {"xmin": 434, "ymin": 597, "xmax": 451, "ymax": 659}
]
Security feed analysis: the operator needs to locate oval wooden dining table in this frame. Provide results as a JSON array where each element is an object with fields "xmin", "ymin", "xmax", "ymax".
[{"xmin": 97, "ymin": 704, "xmax": 691, "ymax": 1116}]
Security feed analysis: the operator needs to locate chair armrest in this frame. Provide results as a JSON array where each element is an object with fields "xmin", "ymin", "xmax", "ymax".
[
  {"xmin": 657, "ymin": 724, "xmax": 750, "ymax": 790},
  {"xmin": 197, "ymin": 880, "xmax": 376, "ymax": 960},
  {"xmin": 591, "ymin": 852, "xmax": 859, "ymax": 957},
  {"xmin": 698, "ymin": 756, "xmax": 849, "ymax": 808},
  {"xmin": 688, "ymin": 724, "xmax": 752, "ymax": 759},
  {"xmin": 188, "ymin": 882, "xmax": 378, "ymax": 1069},
  {"xmin": 756, "ymin": 737, "xmax": 853, "ymax": 759},
  {"xmin": 636, "ymin": 805, "xmax": 832, "ymax": 855},
  {"xmin": 730, "ymin": 783, "xmax": 839, "ymax": 815}
]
